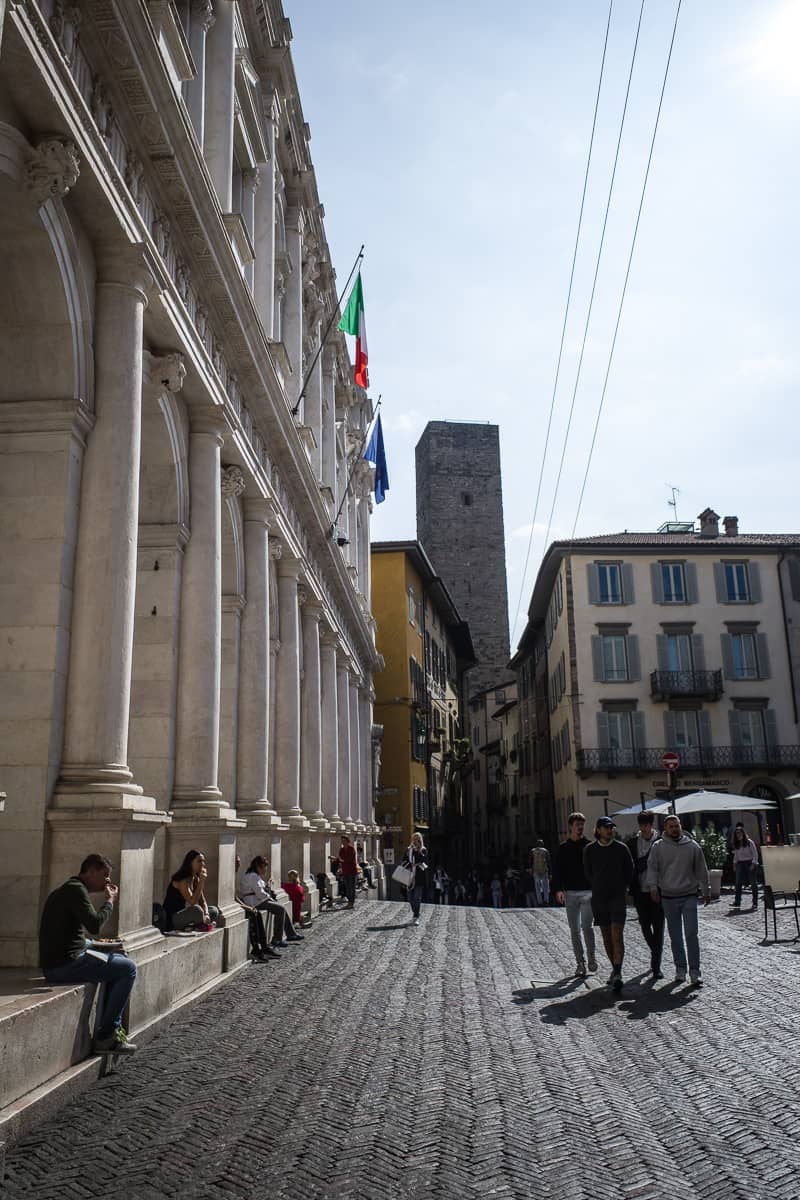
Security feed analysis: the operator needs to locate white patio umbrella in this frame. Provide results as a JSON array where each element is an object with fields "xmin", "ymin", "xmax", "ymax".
[{"xmin": 614, "ymin": 789, "xmax": 777, "ymax": 817}]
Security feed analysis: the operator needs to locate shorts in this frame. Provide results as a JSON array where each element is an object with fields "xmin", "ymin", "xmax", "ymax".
[{"xmin": 591, "ymin": 896, "xmax": 627, "ymax": 927}]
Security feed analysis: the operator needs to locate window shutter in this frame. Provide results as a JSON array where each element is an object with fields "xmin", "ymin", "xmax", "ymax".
[
  {"xmin": 587, "ymin": 563, "xmax": 600, "ymax": 604},
  {"xmin": 685, "ymin": 562, "xmax": 699, "ymax": 604},
  {"xmin": 749, "ymin": 561, "xmax": 762, "ymax": 603},
  {"xmin": 597, "ymin": 711, "xmax": 610, "ymax": 749},
  {"xmin": 713, "ymin": 562, "xmax": 726, "ymax": 603},
  {"xmin": 631, "ymin": 710, "xmax": 646, "ymax": 749},
  {"xmin": 764, "ymin": 707, "xmax": 779, "ymax": 748},
  {"xmin": 656, "ymin": 634, "xmax": 669, "ymax": 671},
  {"xmin": 650, "ymin": 562, "xmax": 664, "ymax": 603},
  {"xmin": 664, "ymin": 711, "xmax": 677, "ymax": 748},
  {"xmin": 789, "ymin": 557, "xmax": 800, "ymax": 602},
  {"xmin": 559, "ymin": 654, "xmax": 566, "ymax": 693},
  {"xmin": 591, "ymin": 636, "xmax": 604, "ymax": 682},
  {"xmin": 698, "ymin": 709, "xmax": 712, "ymax": 749},
  {"xmin": 720, "ymin": 634, "xmax": 735, "ymax": 680},
  {"xmin": 627, "ymin": 635, "xmax": 641, "ymax": 681},
  {"xmin": 691, "ymin": 634, "xmax": 706, "ymax": 671},
  {"xmin": 756, "ymin": 633, "xmax": 771, "ymax": 680},
  {"xmin": 728, "ymin": 708, "xmax": 742, "ymax": 746},
  {"xmin": 622, "ymin": 563, "xmax": 635, "ymax": 604}
]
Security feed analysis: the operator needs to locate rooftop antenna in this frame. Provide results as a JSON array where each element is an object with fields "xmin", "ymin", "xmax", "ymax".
[{"xmin": 667, "ymin": 485, "xmax": 680, "ymax": 522}]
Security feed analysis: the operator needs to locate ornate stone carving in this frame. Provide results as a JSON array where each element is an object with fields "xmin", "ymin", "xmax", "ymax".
[
  {"xmin": 270, "ymin": 638, "xmax": 281, "ymax": 656},
  {"xmin": 269, "ymin": 542, "xmax": 283, "ymax": 561},
  {"xmin": 297, "ymin": 588, "xmax": 307, "ymax": 606},
  {"xmin": 124, "ymin": 152, "xmax": 143, "ymax": 204},
  {"xmin": 145, "ymin": 351, "xmax": 186, "ymax": 394},
  {"xmin": 175, "ymin": 260, "xmax": 190, "ymax": 303},
  {"xmin": 191, "ymin": 0, "xmax": 216, "ymax": 31},
  {"xmin": 91, "ymin": 76, "xmax": 114, "ymax": 139},
  {"xmin": 49, "ymin": 2, "xmax": 81, "ymax": 67},
  {"xmin": 195, "ymin": 303, "xmax": 209, "ymax": 342},
  {"xmin": 275, "ymin": 271, "xmax": 286, "ymax": 305},
  {"xmin": 221, "ymin": 465, "xmax": 246, "ymax": 498},
  {"xmin": 243, "ymin": 167, "xmax": 261, "ymax": 194},
  {"xmin": 152, "ymin": 211, "xmax": 171, "ymax": 259},
  {"xmin": 26, "ymin": 137, "xmax": 80, "ymax": 205}
]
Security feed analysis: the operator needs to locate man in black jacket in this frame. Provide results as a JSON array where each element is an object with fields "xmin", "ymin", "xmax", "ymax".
[
  {"xmin": 583, "ymin": 818, "xmax": 634, "ymax": 992},
  {"xmin": 625, "ymin": 810, "xmax": 665, "ymax": 979},
  {"xmin": 553, "ymin": 812, "xmax": 597, "ymax": 977}
]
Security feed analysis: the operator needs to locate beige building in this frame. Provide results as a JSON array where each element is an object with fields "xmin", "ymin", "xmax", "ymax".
[
  {"xmin": 0, "ymin": 0, "xmax": 381, "ymax": 1118},
  {"xmin": 513, "ymin": 511, "xmax": 800, "ymax": 839},
  {"xmin": 466, "ymin": 680, "xmax": 523, "ymax": 867}
]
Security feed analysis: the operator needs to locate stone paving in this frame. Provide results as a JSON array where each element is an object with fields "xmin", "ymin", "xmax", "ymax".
[{"xmin": 4, "ymin": 895, "xmax": 800, "ymax": 1200}]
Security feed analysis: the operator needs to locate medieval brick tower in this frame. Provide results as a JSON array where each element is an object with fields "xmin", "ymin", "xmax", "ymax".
[{"xmin": 415, "ymin": 422, "xmax": 511, "ymax": 697}]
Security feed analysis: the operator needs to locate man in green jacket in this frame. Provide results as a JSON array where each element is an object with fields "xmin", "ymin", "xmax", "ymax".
[{"xmin": 39, "ymin": 853, "xmax": 138, "ymax": 1054}]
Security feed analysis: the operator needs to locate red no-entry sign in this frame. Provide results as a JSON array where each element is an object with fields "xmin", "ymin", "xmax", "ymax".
[{"xmin": 662, "ymin": 751, "xmax": 679, "ymax": 771}]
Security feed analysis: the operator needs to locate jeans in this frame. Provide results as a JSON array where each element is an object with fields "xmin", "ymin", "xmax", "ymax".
[
  {"xmin": 43, "ymin": 951, "xmax": 137, "ymax": 1039},
  {"xmin": 172, "ymin": 903, "xmax": 220, "ymax": 931},
  {"xmin": 633, "ymin": 891, "xmax": 665, "ymax": 969},
  {"xmin": 255, "ymin": 900, "xmax": 293, "ymax": 941},
  {"xmin": 534, "ymin": 875, "xmax": 550, "ymax": 906},
  {"xmin": 662, "ymin": 895, "xmax": 700, "ymax": 973},
  {"xmin": 409, "ymin": 884, "xmax": 423, "ymax": 918},
  {"xmin": 565, "ymin": 890, "xmax": 595, "ymax": 964},
  {"xmin": 734, "ymin": 861, "xmax": 758, "ymax": 906},
  {"xmin": 343, "ymin": 875, "xmax": 357, "ymax": 904}
]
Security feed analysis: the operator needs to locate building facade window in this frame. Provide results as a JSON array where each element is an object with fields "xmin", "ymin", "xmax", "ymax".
[
  {"xmin": 408, "ymin": 586, "xmax": 415, "ymax": 625},
  {"xmin": 591, "ymin": 630, "xmax": 640, "ymax": 682},
  {"xmin": 602, "ymin": 635, "xmax": 628, "ymax": 681},
  {"xmin": 721, "ymin": 629, "xmax": 770, "ymax": 681},
  {"xmin": 661, "ymin": 562, "xmax": 686, "ymax": 603},
  {"xmin": 715, "ymin": 560, "xmax": 762, "ymax": 604},
  {"xmin": 598, "ymin": 562, "xmax": 622, "ymax": 604}
]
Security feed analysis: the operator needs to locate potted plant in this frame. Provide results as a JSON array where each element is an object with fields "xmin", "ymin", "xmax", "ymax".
[{"xmin": 695, "ymin": 825, "xmax": 728, "ymax": 899}]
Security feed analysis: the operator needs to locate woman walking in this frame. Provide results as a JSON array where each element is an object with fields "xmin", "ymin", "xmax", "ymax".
[
  {"xmin": 403, "ymin": 833, "xmax": 428, "ymax": 927},
  {"xmin": 730, "ymin": 825, "xmax": 759, "ymax": 910}
]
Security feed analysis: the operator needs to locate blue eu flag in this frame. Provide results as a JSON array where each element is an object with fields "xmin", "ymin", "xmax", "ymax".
[{"xmin": 363, "ymin": 413, "xmax": 389, "ymax": 504}]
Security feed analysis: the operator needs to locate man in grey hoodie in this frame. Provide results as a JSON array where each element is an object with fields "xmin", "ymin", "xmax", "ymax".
[{"xmin": 646, "ymin": 815, "xmax": 710, "ymax": 987}]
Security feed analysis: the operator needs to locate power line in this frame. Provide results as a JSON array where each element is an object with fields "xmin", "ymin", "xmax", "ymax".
[
  {"xmin": 540, "ymin": 0, "xmax": 646, "ymax": 556},
  {"xmin": 510, "ymin": 0, "xmax": 614, "ymax": 645},
  {"xmin": 571, "ymin": 0, "xmax": 683, "ymax": 537}
]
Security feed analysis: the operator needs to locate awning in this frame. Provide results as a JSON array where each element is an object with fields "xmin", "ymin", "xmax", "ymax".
[{"xmin": 614, "ymin": 789, "xmax": 778, "ymax": 817}]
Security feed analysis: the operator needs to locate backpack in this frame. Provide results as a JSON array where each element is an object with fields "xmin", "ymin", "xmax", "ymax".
[{"xmin": 532, "ymin": 848, "xmax": 549, "ymax": 875}]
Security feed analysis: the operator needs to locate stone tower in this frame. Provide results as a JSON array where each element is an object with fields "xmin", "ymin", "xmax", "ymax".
[{"xmin": 415, "ymin": 421, "xmax": 510, "ymax": 696}]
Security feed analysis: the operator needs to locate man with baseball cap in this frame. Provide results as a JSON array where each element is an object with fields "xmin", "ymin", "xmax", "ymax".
[
  {"xmin": 583, "ymin": 817, "xmax": 634, "ymax": 992},
  {"xmin": 625, "ymin": 810, "xmax": 665, "ymax": 979}
]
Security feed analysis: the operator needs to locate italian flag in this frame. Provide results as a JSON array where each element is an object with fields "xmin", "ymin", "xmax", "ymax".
[{"xmin": 338, "ymin": 272, "xmax": 369, "ymax": 389}]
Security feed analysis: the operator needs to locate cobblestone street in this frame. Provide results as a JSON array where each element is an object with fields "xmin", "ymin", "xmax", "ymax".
[{"xmin": 4, "ymin": 898, "xmax": 800, "ymax": 1200}]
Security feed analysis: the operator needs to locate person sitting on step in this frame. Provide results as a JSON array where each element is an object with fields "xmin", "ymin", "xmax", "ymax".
[
  {"xmin": 283, "ymin": 869, "xmax": 308, "ymax": 928},
  {"xmin": 234, "ymin": 855, "xmax": 280, "ymax": 961},
  {"xmin": 239, "ymin": 856, "xmax": 304, "ymax": 947},
  {"xmin": 163, "ymin": 850, "xmax": 220, "ymax": 932}
]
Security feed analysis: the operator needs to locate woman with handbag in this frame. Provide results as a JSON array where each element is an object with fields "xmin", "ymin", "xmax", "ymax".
[{"xmin": 402, "ymin": 832, "xmax": 428, "ymax": 927}]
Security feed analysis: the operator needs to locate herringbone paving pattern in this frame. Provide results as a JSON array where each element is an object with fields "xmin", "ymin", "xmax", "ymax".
[{"xmin": 4, "ymin": 899, "xmax": 800, "ymax": 1199}]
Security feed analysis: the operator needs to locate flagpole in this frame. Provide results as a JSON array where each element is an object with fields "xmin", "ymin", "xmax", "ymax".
[
  {"xmin": 331, "ymin": 397, "xmax": 381, "ymax": 541},
  {"xmin": 291, "ymin": 244, "xmax": 365, "ymax": 418}
]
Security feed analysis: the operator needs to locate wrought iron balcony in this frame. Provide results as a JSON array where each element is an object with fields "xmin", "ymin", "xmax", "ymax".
[
  {"xmin": 650, "ymin": 669, "xmax": 724, "ymax": 701},
  {"xmin": 576, "ymin": 745, "xmax": 800, "ymax": 774}
]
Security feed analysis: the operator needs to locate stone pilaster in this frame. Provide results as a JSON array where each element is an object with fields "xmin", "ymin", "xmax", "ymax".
[
  {"xmin": 284, "ymin": 206, "xmax": 304, "ymax": 411},
  {"xmin": 299, "ymin": 597, "xmax": 326, "ymax": 828},
  {"xmin": 320, "ymin": 628, "xmax": 342, "ymax": 830},
  {"xmin": 254, "ymin": 93, "xmax": 278, "ymax": 337},
  {"xmin": 242, "ymin": 167, "xmax": 259, "ymax": 290},
  {"xmin": 273, "ymin": 556, "xmax": 308, "ymax": 828},
  {"xmin": 336, "ymin": 649, "xmax": 351, "ymax": 828},
  {"xmin": 349, "ymin": 671, "xmax": 363, "ymax": 834},
  {"xmin": 203, "ymin": 0, "xmax": 235, "ymax": 210},
  {"xmin": 186, "ymin": 0, "xmax": 215, "ymax": 146},
  {"xmin": 359, "ymin": 682, "xmax": 373, "ymax": 828},
  {"xmin": 320, "ymin": 347, "xmax": 337, "ymax": 510}
]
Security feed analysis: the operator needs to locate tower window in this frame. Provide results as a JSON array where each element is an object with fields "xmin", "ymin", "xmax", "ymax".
[{"xmin": 461, "ymin": 492, "xmax": 472, "ymax": 506}]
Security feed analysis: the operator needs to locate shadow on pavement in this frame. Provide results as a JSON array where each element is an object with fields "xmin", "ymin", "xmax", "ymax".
[
  {"xmin": 535, "ymin": 976, "xmax": 700, "ymax": 1024},
  {"xmin": 365, "ymin": 922, "xmax": 415, "ymax": 932},
  {"xmin": 512, "ymin": 977, "xmax": 587, "ymax": 1004}
]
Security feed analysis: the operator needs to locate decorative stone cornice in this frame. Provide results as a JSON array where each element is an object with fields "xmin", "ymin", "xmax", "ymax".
[
  {"xmin": 49, "ymin": 1, "xmax": 81, "ymax": 67},
  {"xmin": 221, "ymin": 465, "xmax": 246, "ymax": 498},
  {"xmin": 26, "ymin": 137, "xmax": 80, "ymax": 205},
  {"xmin": 143, "ymin": 351, "xmax": 186, "ymax": 396}
]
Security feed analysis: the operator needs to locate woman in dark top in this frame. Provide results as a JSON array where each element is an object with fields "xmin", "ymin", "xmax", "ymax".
[
  {"xmin": 402, "ymin": 833, "xmax": 428, "ymax": 927},
  {"xmin": 163, "ymin": 850, "xmax": 220, "ymax": 932}
]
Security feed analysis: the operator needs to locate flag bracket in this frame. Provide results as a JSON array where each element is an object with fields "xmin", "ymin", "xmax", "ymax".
[
  {"xmin": 329, "ymin": 397, "xmax": 382, "ymax": 538},
  {"xmin": 291, "ymin": 245, "xmax": 365, "ymax": 418}
]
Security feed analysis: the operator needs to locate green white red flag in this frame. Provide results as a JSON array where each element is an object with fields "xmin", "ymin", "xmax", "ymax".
[{"xmin": 338, "ymin": 272, "xmax": 369, "ymax": 388}]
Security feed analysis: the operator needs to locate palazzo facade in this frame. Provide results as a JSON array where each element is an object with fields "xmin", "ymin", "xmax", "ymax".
[{"xmin": 0, "ymin": 0, "xmax": 381, "ymax": 1006}]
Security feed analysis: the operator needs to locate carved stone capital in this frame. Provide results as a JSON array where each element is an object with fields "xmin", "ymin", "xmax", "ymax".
[
  {"xmin": 195, "ymin": 303, "xmax": 209, "ymax": 342},
  {"xmin": 269, "ymin": 541, "xmax": 283, "ymax": 561},
  {"xmin": 221, "ymin": 465, "xmax": 246, "ymax": 498},
  {"xmin": 270, "ymin": 638, "xmax": 281, "ymax": 656},
  {"xmin": 26, "ymin": 137, "xmax": 80, "ymax": 206},
  {"xmin": 144, "ymin": 351, "xmax": 186, "ymax": 395},
  {"xmin": 124, "ymin": 152, "xmax": 143, "ymax": 204},
  {"xmin": 243, "ymin": 167, "xmax": 261, "ymax": 194},
  {"xmin": 192, "ymin": 0, "xmax": 215, "ymax": 31},
  {"xmin": 152, "ymin": 211, "xmax": 171, "ymax": 259},
  {"xmin": 297, "ymin": 587, "xmax": 308, "ymax": 607}
]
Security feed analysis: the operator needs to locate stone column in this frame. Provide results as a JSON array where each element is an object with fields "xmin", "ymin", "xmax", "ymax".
[
  {"xmin": 359, "ymin": 683, "xmax": 373, "ymax": 828},
  {"xmin": 50, "ymin": 249, "xmax": 168, "ymax": 949},
  {"xmin": 320, "ymin": 629, "xmax": 341, "ymax": 829},
  {"xmin": 186, "ymin": 1, "xmax": 215, "ymax": 146},
  {"xmin": 283, "ymin": 206, "xmax": 304, "ymax": 412},
  {"xmin": 268, "ymin": 632, "xmax": 279, "ymax": 803},
  {"xmin": 299, "ymin": 597, "xmax": 326, "ymax": 828},
  {"xmin": 235, "ymin": 500, "xmax": 281, "ymax": 873},
  {"xmin": 203, "ymin": 0, "xmax": 235, "ymax": 211},
  {"xmin": 336, "ymin": 650, "xmax": 351, "ymax": 828},
  {"xmin": 349, "ymin": 672, "xmax": 363, "ymax": 833},
  {"xmin": 273, "ymin": 557, "xmax": 308, "ymax": 828}
]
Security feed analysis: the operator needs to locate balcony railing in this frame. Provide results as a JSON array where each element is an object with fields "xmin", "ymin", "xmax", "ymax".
[
  {"xmin": 650, "ymin": 669, "xmax": 724, "ymax": 701},
  {"xmin": 576, "ymin": 745, "xmax": 800, "ymax": 774}
]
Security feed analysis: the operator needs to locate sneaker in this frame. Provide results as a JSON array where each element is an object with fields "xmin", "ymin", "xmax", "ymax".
[
  {"xmin": 689, "ymin": 970, "xmax": 703, "ymax": 987},
  {"xmin": 587, "ymin": 957, "xmax": 598, "ymax": 973},
  {"xmin": 287, "ymin": 932, "xmax": 305, "ymax": 941},
  {"xmin": 413, "ymin": 917, "xmax": 419, "ymax": 926},
  {"xmin": 272, "ymin": 939, "xmax": 288, "ymax": 948},
  {"xmin": 93, "ymin": 1032, "xmax": 138, "ymax": 1055},
  {"xmin": 674, "ymin": 971, "xmax": 687, "ymax": 984},
  {"xmin": 575, "ymin": 962, "xmax": 587, "ymax": 977},
  {"xmin": 611, "ymin": 971, "xmax": 623, "ymax": 993},
  {"xmin": 262, "ymin": 946, "xmax": 281, "ymax": 959},
  {"xmin": 729, "ymin": 902, "xmax": 740, "ymax": 909}
]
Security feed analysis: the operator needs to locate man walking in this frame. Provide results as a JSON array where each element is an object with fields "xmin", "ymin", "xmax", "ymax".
[
  {"xmin": 338, "ymin": 834, "xmax": 359, "ymax": 910},
  {"xmin": 646, "ymin": 814, "xmax": 710, "ymax": 987},
  {"xmin": 553, "ymin": 812, "xmax": 597, "ymax": 977},
  {"xmin": 626, "ymin": 811, "xmax": 665, "ymax": 979},
  {"xmin": 531, "ymin": 840, "xmax": 551, "ymax": 906},
  {"xmin": 39, "ymin": 854, "xmax": 138, "ymax": 1055},
  {"xmin": 583, "ymin": 817, "xmax": 634, "ymax": 992}
]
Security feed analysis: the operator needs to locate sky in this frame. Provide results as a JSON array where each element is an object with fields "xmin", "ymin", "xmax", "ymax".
[{"xmin": 286, "ymin": 0, "xmax": 800, "ymax": 646}]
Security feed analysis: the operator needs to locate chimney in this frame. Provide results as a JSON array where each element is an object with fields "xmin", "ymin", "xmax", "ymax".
[
  {"xmin": 698, "ymin": 508, "xmax": 720, "ymax": 538},
  {"xmin": 723, "ymin": 515, "xmax": 739, "ymax": 537}
]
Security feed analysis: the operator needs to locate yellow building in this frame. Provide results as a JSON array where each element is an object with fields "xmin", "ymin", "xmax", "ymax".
[{"xmin": 371, "ymin": 542, "xmax": 475, "ymax": 872}]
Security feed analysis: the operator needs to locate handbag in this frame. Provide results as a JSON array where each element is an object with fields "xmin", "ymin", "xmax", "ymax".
[{"xmin": 392, "ymin": 864, "xmax": 413, "ymax": 888}]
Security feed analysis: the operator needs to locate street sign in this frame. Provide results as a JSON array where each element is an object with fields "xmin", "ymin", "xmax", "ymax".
[
  {"xmin": 384, "ymin": 849, "xmax": 395, "ymax": 865},
  {"xmin": 661, "ymin": 752, "xmax": 679, "ymax": 771}
]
